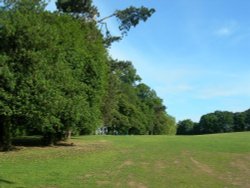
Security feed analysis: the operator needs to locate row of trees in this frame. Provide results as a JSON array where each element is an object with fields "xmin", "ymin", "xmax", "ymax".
[
  {"xmin": 102, "ymin": 60, "xmax": 176, "ymax": 136},
  {"xmin": 177, "ymin": 109, "xmax": 250, "ymax": 135},
  {"xmin": 0, "ymin": 0, "xmax": 176, "ymax": 150}
]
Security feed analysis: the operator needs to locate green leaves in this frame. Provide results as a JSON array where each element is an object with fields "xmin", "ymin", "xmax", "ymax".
[
  {"xmin": 0, "ymin": 0, "xmax": 170, "ymax": 150},
  {"xmin": 115, "ymin": 6, "xmax": 155, "ymax": 36},
  {"xmin": 102, "ymin": 60, "xmax": 176, "ymax": 135},
  {"xmin": 0, "ymin": 0, "xmax": 109, "ymax": 147},
  {"xmin": 56, "ymin": 0, "xmax": 99, "ymax": 19}
]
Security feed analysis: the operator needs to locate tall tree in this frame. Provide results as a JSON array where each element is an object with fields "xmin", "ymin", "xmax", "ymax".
[
  {"xmin": 0, "ymin": 0, "xmax": 109, "ymax": 148},
  {"xmin": 56, "ymin": 0, "xmax": 98, "ymax": 19},
  {"xmin": 55, "ymin": 0, "xmax": 155, "ymax": 47}
]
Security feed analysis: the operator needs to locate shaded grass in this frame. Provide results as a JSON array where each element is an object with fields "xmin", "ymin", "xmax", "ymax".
[
  {"xmin": 0, "ymin": 132, "xmax": 250, "ymax": 187},
  {"xmin": 12, "ymin": 136, "xmax": 43, "ymax": 147}
]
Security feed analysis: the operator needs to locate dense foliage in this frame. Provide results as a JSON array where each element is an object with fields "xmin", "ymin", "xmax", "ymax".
[
  {"xmin": 102, "ymin": 60, "xmax": 176, "ymax": 135},
  {"xmin": 0, "ymin": 0, "xmax": 175, "ymax": 150},
  {"xmin": 177, "ymin": 109, "xmax": 250, "ymax": 135}
]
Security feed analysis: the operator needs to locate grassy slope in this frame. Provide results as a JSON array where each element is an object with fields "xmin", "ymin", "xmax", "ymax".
[{"xmin": 0, "ymin": 132, "xmax": 250, "ymax": 188}]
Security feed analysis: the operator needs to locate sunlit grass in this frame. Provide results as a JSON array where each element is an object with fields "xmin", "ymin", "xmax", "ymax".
[{"xmin": 0, "ymin": 132, "xmax": 250, "ymax": 187}]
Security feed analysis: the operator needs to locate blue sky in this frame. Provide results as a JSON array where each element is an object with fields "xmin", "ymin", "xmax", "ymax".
[{"xmin": 48, "ymin": 1, "xmax": 250, "ymax": 122}]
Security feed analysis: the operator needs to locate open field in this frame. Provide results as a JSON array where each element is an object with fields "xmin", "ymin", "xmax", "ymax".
[{"xmin": 0, "ymin": 132, "xmax": 250, "ymax": 188}]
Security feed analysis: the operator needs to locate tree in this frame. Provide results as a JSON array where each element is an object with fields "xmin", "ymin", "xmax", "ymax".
[
  {"xmin": 199, "ymin": 111, "xmax": 234, "ymax": 134},
  {"xmin": 98, "ymin": 6, "xmax": 155, "ymax": 36},
  {"xmin": 55, "ymin": 0, "xmax": 155, "ymax": 47},
  {"xmin": 56, "ymin": 0, "xmax": 98, "ymax": 19},
  {"xmin": 0, "ymin": 0, "xmax": 109, "ymax": 148},
  {"xmin": 1, "ymin": 0, "xmax": 173, "ymax": 151},
  {"xmin": 106, "ymin": 60, "xmax": 143, "ymax": 134},
  {"xmin": 101, "ymin": 60, "xmax": 175, "ymax": 135},
  {"xmin": 0, "ymin": 0, "xmax": 54, "ymax": 150},
  {"xmin": 176, "ymin": 119, "xmax": 195, "ymax": 135},
  {"xmin": 244, "ymin": 109, "xmax": 250, "ymax": 131},
  {"xmin": 233, "ymin": 112, "xmax": 247, "ymax": 131}
]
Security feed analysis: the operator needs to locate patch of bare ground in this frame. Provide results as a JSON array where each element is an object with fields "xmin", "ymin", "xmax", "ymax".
[
  {"xmin": 187, "ymin": 152, "xmax": 250, "ymax": 188},
  {"xmin": 154, "ymin": 160, "xmax": 167, "ymax": 172},
  {"xmin": 174, "ymin": 160, "xmax": 180, "ymax": 164},
  {"xmin": 127, "ymin": 180, "xmax": 147, "ymax": 188},
  {"xmin": 190, "ymin": 157, "xmax": 213, "ymax": 174},
  {"xmin": 223, "ymin": 154, "xmax": 250, "ymax": 188},
  {"xmin": 96, "ymin": 180, "xmax": 110, "ymax": 186},
  {"xmin": 84, "ymin": 174, "xmax": 93, "ymax": 178},
  {"xmin": 0, "ymin": 140, "xmax": 111, "ymax": 161},
  {"xmin": 117, "ymin": 160, "xmax": 133, "ymax": 169},
  {"xmin": 180, "ymin": 150, "xmax": 214, "ymax": 175},
  {"xmin": 140, "ymin": 162, "xmax": 150, "ymax": 169}
]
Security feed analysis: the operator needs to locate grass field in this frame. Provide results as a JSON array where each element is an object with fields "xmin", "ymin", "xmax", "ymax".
[{"xmin": 0, "ymin": 132, "xmax": 250, "ymax": 188}]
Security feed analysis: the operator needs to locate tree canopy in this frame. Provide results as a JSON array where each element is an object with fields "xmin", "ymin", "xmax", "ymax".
[
  {"xmin": 0, "ymin": 0, "xmax": 175, "ymax": 151},
  {"xmin": 176, "ymin": 109, "xmax": 250, "ymax": 135}
]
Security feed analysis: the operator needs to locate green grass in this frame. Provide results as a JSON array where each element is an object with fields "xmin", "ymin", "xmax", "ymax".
[{"xmin": 1, "ymin": 132, "xmax": 250, "ymax": 188}]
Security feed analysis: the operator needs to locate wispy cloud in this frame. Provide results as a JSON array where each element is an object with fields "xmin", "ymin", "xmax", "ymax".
[
  {"xmin": 198, "ymin": 88, "xmax": 242, "ymax": 99},
  {"xmin": 216, "ymin": 27, "xmax": 232, "ymax": 36},
  {"xmin": 196, "ymin": 74, "xmax": 250, "ymax": 99},
  {"xmin": 214, "ymin": 21, "xmax": 238, "ymax": 37}
]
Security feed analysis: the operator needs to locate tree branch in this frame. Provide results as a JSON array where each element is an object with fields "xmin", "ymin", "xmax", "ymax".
[{"xmin": 97, "ymin": 13, "xmax": 116, "ymax": 23}]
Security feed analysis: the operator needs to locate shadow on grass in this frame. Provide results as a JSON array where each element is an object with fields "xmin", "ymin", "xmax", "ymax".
[
  {"xmin": 12, "ymin": 136, "xmax": 43, "ymax": 147},
  {"xmin": 0, "ymin": 136, "xmax": 75, "ymax": 152},
  {"xmin": 0, "ymin": 178, "xmax": 15, "ymax": 185},
  {"xmin": 12, "ymin": 136, "xmax": 75, "ymax": 147},
  {"xmin": 55, "ymin": 142, "xmax": 75, "ymax": 146}
]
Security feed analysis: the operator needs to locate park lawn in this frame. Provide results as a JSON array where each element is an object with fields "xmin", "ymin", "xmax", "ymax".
[{"xmin": 0, "ymin": 132, "xmax": 250, "ymax": 188}]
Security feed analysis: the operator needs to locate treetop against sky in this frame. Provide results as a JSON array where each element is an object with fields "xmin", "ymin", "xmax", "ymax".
[{"xmin": 89, "ymin": 0, "xmax": 250, "ymax": 121}]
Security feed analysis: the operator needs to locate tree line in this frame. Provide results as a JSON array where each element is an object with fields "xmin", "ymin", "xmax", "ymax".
[
  {"xmin": 177, "ymin": 109, "xmax": 250, "ymax": 135},
  {"xmin": 0, "ymin": 0, "xmax": 176, "ymax": 151}
]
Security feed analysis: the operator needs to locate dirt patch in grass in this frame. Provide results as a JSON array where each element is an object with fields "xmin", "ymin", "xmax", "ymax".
[
  {"xmin": 0, "ymin": 139, "xmax": 112, "ymax": 162},
  {"xmin": 225, "ymin": 154, "xmax": 250, "ymax": 187},
  {"xmin": 154, "ymin": 160, "xmax": 167, "ymax": 171},
  {"xmin": 127, "ymin": 180, "xmax": 148, "ymax": 188},
  {"xmin": 180, "ymin": 150, "xmax": 214, "ymax": 175},
  {"xmin": 96, "ymin": 180, "xmax": 110, "ymax": 186},
  {"xmin": 118, "ymin": 160, "xmax": 134, "ymax": 169},
  {"xmin": 140, "ymin": 162, "xmax": 150, "ymax": 165},
  {"xmin": 187, "ymin": 152, "xmax": 250, "ymax": 188},
  {"xmin": 190, "ymin": 157, "xmax": 213, "ymax": 174}
]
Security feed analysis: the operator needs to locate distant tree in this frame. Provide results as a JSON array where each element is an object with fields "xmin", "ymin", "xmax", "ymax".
[
  {"xmin": 244, "ymin": 109, "xmax": 250, "ymax": 131},
  {"xmin": 233, "ymin": 112, "xmax": 247, "ymax": 131},
  {"xmin": 165, "ymin": 114, "xmax": 177, "ymax": 135},
  {"xmin": 193, "ymin": 122, "xmax": 201, "ymax": 134},
  {"xmin": 199, "ymin": 111, "xmax": 234, "ymax": 134},
  {"xmin": 101, "ymin": 60, "xmax": 175, "ymax": 135},
  {"xmin": 176, "ymin": 119, "xmax": 195, "ymax": 135},
  {"xmin": 101, "ymin": 60, "xmax": 120, "ymax": 131},
  {"xmin": 152, "ymin": 112, "xmax": 176, "ymax": 135},
  {"xmin": 199, "ymin": 113, "xmax": 219, "ymax": 134}
]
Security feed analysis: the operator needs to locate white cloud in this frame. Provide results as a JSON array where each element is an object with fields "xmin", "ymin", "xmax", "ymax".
[
  {"xmin": 216, "ymin": 27, "xmax": 232, "ymax": 36},
  {"xmin": 214, "ymin": 21, "xmax": 238, "ymax": 37}
]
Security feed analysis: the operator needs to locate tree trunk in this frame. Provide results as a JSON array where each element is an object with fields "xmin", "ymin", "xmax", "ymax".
[
  {"xmin": 0, "ymin": 116, "xmax": 12, "ymax": 151},
  {"xmin": 0, "ymin": 119, "xmax": 3, "ymax": 148},
  {"xmin": 42, "ymin": 132, "xmax": 55, "ymax": 146},
  {"xmin": 66, "ymin": 130, "xmax": 72, "ymax": 140}
]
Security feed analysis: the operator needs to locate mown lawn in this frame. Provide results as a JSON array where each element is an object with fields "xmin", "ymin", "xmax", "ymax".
[{"xmin": 0, "ymin": 132, "xmax": 250, "ymax": 188}]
